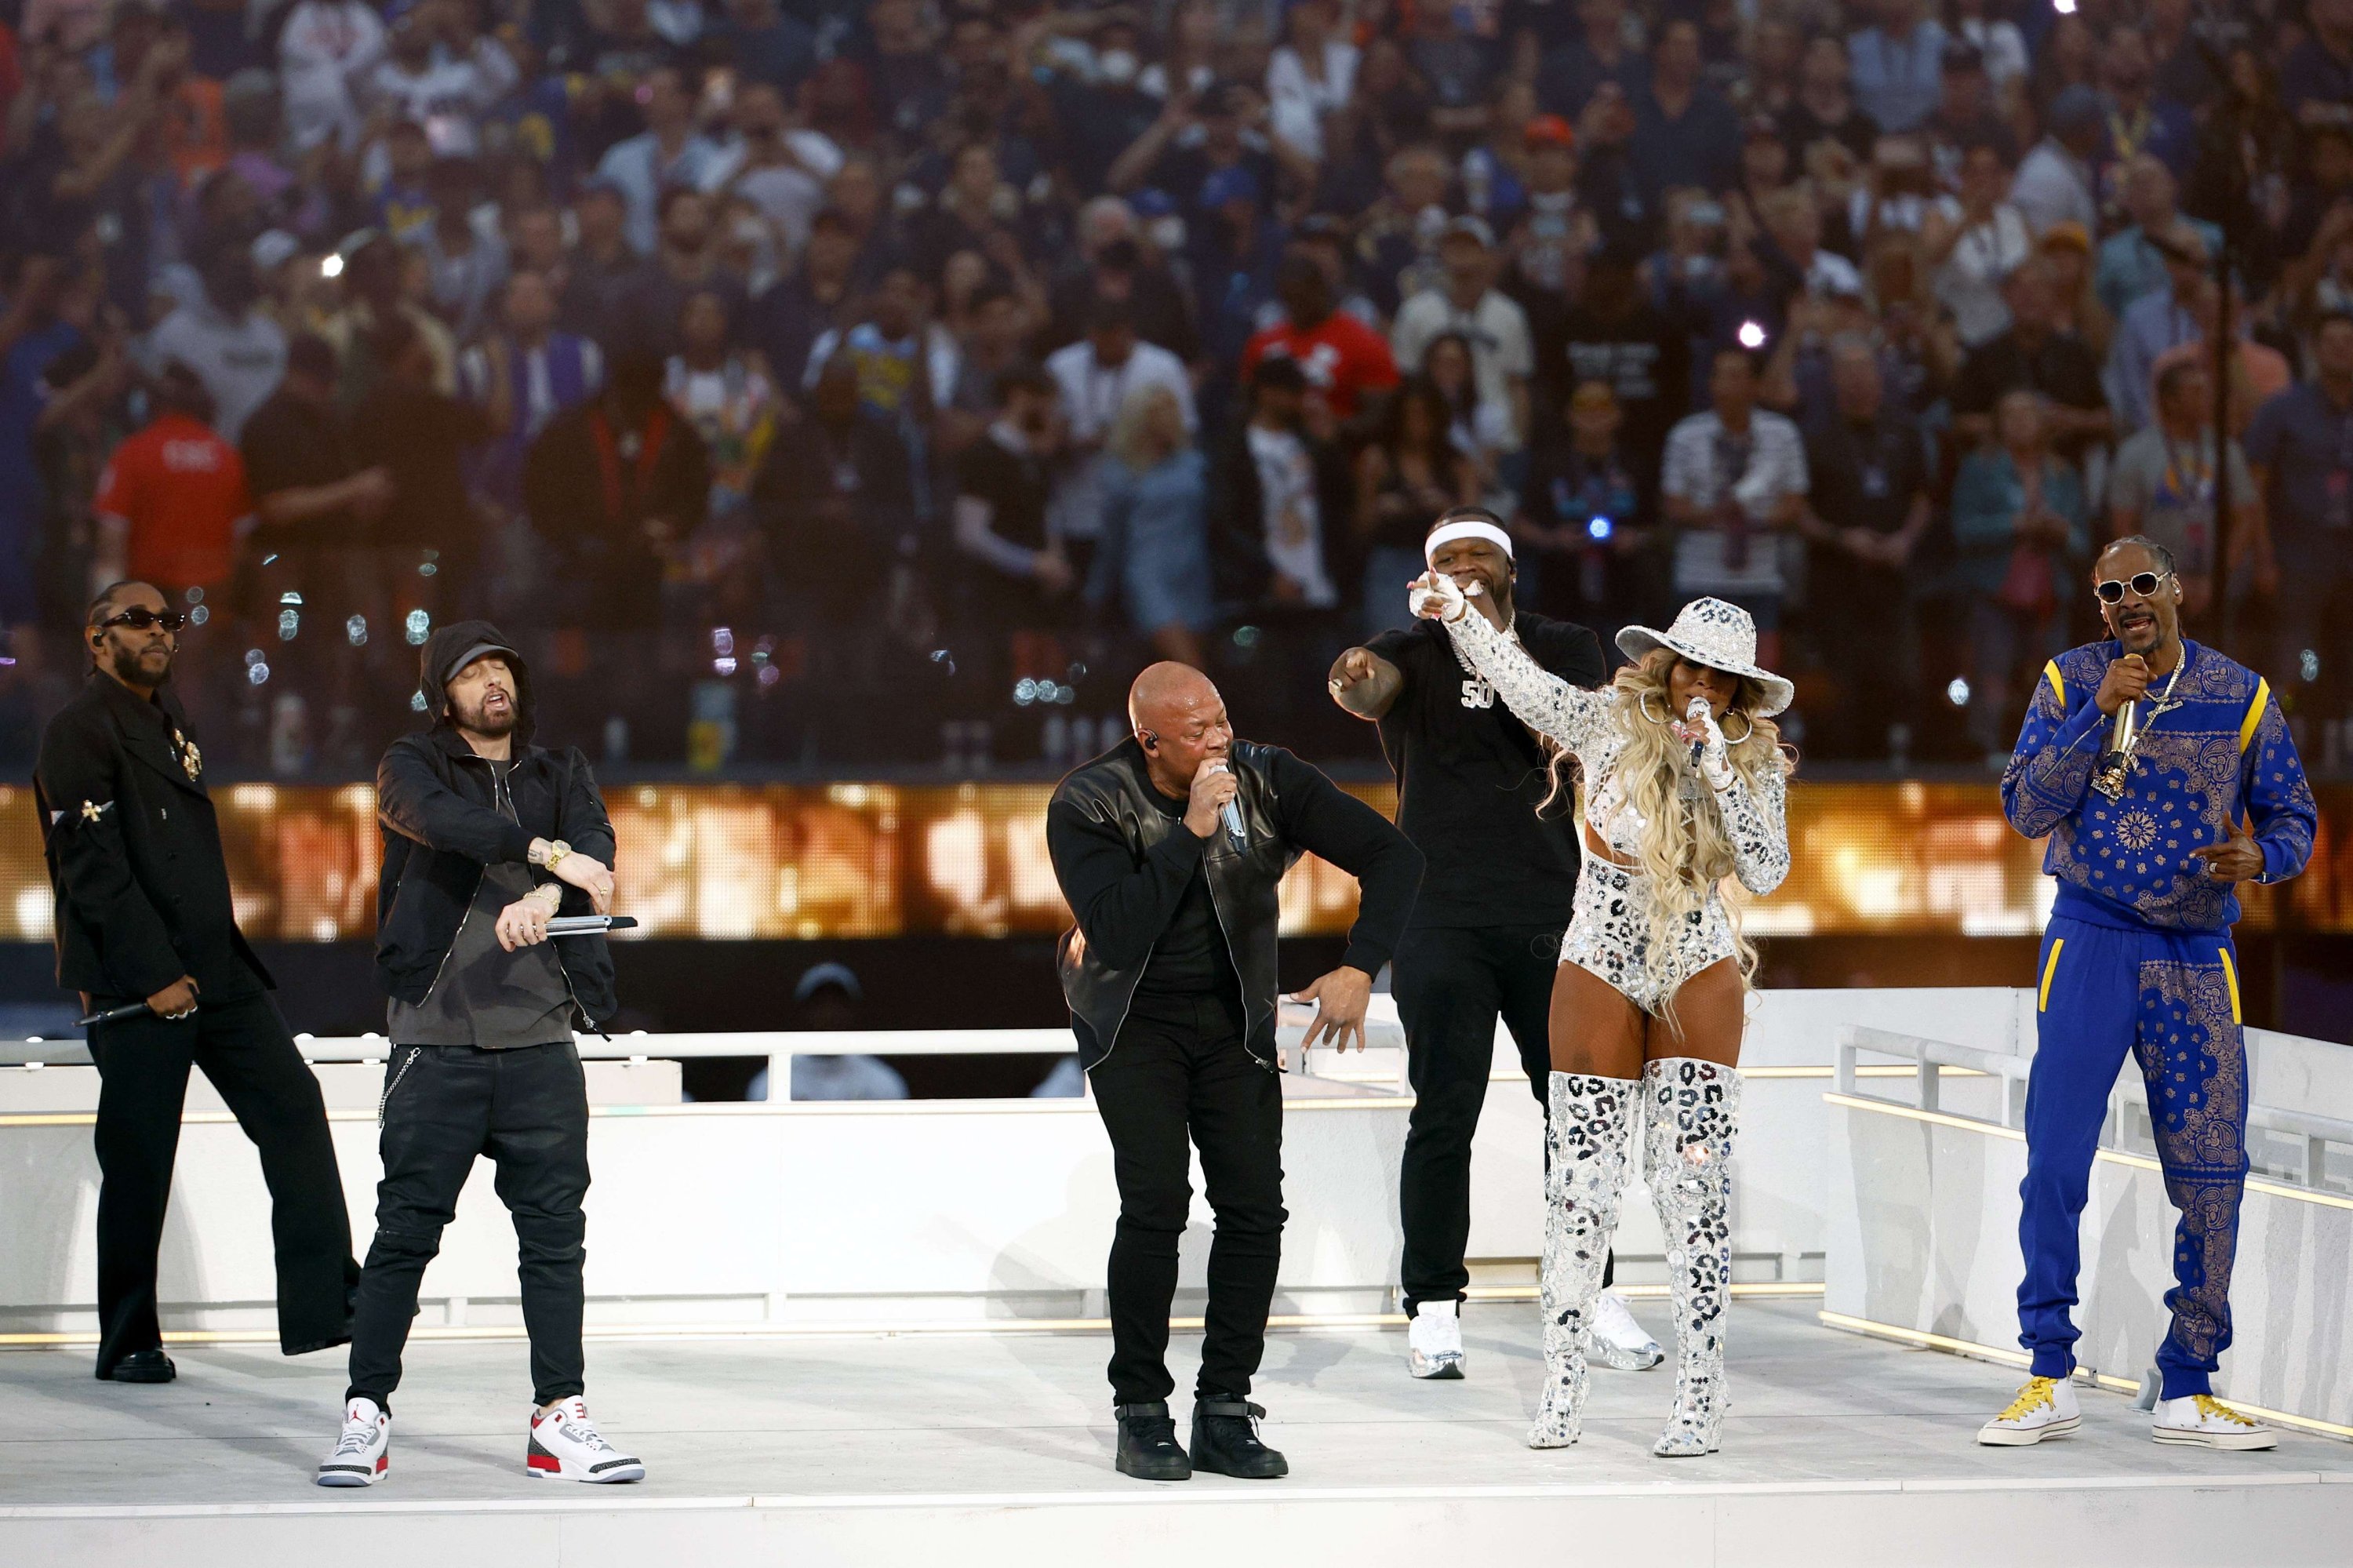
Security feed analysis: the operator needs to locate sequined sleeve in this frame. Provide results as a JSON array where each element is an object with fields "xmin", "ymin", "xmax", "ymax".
[
  {"xmin": 1715, "ymin": 755, "xmax": 1790, "ymax": 897},
  {"xmin": 1443, "ymin": 609, "xmax": 1609, "ymax": 758}
]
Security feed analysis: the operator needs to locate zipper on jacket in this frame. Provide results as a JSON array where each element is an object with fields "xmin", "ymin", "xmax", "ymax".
[
  {"xmin": 476, "ymin": 752, "xmax": 609, "ymax": 1037},
  {"xmin": 1197, "ymin": 865, "xmax": 1277, "ymax": 1074}
]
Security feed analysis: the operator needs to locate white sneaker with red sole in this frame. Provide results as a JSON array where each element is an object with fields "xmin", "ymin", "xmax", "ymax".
[
  {"xmin": 527, "ymin": 1398, "xmax": 646, "ymax": 1483},
  {"xmin": 316, "ymin": 1397, "xmax": 390, "ymax": 1486}
]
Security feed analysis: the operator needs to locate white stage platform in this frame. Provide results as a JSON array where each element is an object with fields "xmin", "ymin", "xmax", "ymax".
[{"xmin": 4, "ymin": 1300, "xmax": 2350, "ymax": 1566}]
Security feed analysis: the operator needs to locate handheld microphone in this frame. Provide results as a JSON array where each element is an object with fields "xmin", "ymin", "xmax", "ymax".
[
  {"xmin": 546, "ymin": 915, "xmax": 639, "ymax": 937},
  {"xmin": 1686, "ymin": 695, "xmax": 1711, "ymax": 768},
  {"xmin": 76, "ymin": 1000, "xmax": 164, "ymax": 1028},
  {"xmin": 1208, "ymin": 761, "xmax": 1247, "ymax": 849}
]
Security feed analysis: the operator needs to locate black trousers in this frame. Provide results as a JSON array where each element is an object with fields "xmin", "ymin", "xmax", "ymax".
[
  {"xmin": 347, "ymin": 1042, "xmax": 590, "ymax": 1411},
  {"xmin": 1089, "ymin": 988, "xmax": 1286, "ymax": 1406},
  {"xmin": 85, "ymin": 991, "xmax": 356, "ymax": 1376},
  {"xmin": 1394, "ymin": 922, "xmax": 1599, "ymax": 1316}
]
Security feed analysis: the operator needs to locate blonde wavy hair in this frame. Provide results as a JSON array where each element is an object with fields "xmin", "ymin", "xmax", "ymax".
[{"xmin": 1549, "ymin": 646, "xmax": 1791, "ymax": 1004}]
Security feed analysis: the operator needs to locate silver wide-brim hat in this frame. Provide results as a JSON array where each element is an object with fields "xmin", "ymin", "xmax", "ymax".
[{"xmin": 1615, "ymin": 597, "xmax": 1795, "ymax": 716}]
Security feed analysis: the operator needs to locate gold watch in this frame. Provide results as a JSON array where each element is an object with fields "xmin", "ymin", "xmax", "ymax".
[{"xmin": 532, "ymin": 839, "xmax": 572, "ymax": 870}]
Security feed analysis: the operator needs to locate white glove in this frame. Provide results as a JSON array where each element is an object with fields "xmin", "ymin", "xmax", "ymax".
[
  {"xmin": 1409, "ymin": 570, "xmax": 1477, "ymax": 623},
  {"xmin": 1683, "ymin": 695, "xmax": 1736, "ymax": 791}
]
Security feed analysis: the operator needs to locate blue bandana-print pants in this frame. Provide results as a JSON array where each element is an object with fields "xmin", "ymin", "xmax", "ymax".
[{"xmin": 2016, "ymin": 913, "xmax": 2250, "ymax": 1400}]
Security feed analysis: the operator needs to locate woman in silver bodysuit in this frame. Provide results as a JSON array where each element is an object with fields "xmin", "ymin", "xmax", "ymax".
[{"xmin": 1410, "ymin": 577, "xmax": 1793, "ymax": 1457}]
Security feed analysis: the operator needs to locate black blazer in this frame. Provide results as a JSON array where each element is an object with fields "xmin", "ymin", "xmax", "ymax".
[{"xmin": 35, "ymin": 674, "xmax": 271, "ymax": 1002}]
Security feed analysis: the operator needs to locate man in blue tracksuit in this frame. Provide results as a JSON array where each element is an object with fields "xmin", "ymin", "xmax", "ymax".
[{"xmin": 1977, "ymin": 537, "xmax": 2315, "ymax": 1451}]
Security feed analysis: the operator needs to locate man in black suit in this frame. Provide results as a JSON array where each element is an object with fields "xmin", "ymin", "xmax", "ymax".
[{"xmin": 35, "ymin": 581, "xmax": 357, "ymax": 1383}]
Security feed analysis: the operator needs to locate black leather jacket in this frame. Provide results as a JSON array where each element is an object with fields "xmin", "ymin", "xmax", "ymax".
[{"xmin": 1048, "ymin": 738, "xmax": 1422, "ymax": 1071}]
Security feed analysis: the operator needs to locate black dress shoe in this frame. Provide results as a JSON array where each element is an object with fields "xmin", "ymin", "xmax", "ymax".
[
  {"xmin": 1190, "ymin": 1397, "xmax": 1288, "ymax": 1479},
  {"xmin": 1114, "ymin": 1400, "xmax": 1192, "ymax": 1481},
  {"xmin": 101, "ymin": 1348, "xmax": 176, "ymax": 1384}
]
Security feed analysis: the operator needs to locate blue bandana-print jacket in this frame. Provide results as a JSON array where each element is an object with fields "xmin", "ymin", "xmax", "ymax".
[{"xmin": 2002, "ymin": 640, "xmax": 2317, "ymax": 933}]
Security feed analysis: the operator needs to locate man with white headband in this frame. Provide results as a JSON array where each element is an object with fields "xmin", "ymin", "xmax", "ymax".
[{"xmin": 1329, "ymin": 509, "xmax": 1661, "ymax": 1381}]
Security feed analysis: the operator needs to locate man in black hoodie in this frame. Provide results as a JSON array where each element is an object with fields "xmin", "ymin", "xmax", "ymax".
[{"xmin": 318, "ymin": 622, "xmax": 644, "ymax": 1489}]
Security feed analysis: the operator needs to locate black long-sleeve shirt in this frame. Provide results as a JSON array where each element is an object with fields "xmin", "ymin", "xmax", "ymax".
[{"xmin": 1046, "ymin": 746, "xmax": 1422, "ymax": 994}]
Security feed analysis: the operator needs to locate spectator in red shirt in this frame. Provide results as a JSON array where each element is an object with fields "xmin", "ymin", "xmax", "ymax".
[
  {"xmin": 93, "ymin": 362, "xmax": 250, "ymax": 600},
  {"xmin": 1242, "ymin": 252, "xmax": 1401, "ymax": 427}
]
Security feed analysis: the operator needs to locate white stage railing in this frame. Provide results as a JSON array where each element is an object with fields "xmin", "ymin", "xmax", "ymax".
[
  {"xmin": 6, "ymin": 983, "xmax": 2348, "ymax": 1444},
  {"xmin": 1834, "ymin": 1023, "xmax": 2353, "ymax": 1188},
  {"xmin": 1823, "ymin": 1018, "xmax": 2353, "ymax": 1441}
]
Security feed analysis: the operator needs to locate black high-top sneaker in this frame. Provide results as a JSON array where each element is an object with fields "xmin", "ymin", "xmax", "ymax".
[
  {"xmin": 1114, "ymin": 1400, "xmax": 1192, "ymax": 1480},
  {"xmin": 1189, "ymin": 1396, "xmax": 1288, "ymax": 1479}
]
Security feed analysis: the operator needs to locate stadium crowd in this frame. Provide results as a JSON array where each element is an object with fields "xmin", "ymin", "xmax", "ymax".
[{"xmin": 1, "ymin": 0, "xmax": 2351, "ymax": 773}]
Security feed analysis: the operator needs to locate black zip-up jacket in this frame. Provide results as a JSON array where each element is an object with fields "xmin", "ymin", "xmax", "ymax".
[
  {"xmin": 374, "ymin": 620, "xmax": 617, "ymax": 1023},
  {"xmin": 1048, "ymin": 738, "xmax": 1422, "ymax": 1071},
  {"xmin": 35, "ymin": 672, "xmax": 271, "ymax": 1002}
]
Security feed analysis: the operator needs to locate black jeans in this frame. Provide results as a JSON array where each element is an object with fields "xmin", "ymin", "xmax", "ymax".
[
  {"xmin": 85, "ymin": 991, "xmax": 356, "ymax": 1375},
  {"xmin": 1393, "ymin": 923, "xmax": 1588, "ymax": 1317},
  {"xmin": 1089, "ymin": 988, "xmax": 1286, "ymax": 1406},
  {"xmin": 347, "ymin": 1042, "xmax": 590, "ymax": 1410}
]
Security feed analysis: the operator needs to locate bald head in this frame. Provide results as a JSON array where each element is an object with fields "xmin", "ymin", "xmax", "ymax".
[
  {"xmin": 1130, "ymin": 661, "xmax": 1217, "ymax": 730},
  {"xmin": 1129, "ymin": 661, "xmax": 1231, "ymax": 791}
]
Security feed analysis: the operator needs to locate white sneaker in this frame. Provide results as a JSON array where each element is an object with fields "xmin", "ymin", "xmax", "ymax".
[
  {"xmin": 527, "ymin": 1397, "xmax": 646, "ymax": 1483},
  {"xmin": 1588, "ymin": 1290, "xmax": 1664, "ymax": 1371},
  {"xmin": 316, "ymin": 1397, "xmax": 390, "ymax": 1486},
  {"xmin": 1407, "ymin": 1300, "xmax": 1465, "ymax": 1380},
  {"xmin": 1977, "ymin": 1376, "xmax": 2081, "ymax": 1445},
  {"xmin": 2153, "ymin": 1394, "xmax": 2277, "ymax": 1450}
]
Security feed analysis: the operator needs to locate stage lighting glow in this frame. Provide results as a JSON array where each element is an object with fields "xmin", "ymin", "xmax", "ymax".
[
  {"xmin": 1587, "ymin": 515, "xmax": 1613, "ymax": 540},
  {"xmin": 321, "ymin": 254, "xmax": 344, "ymax": 278},
  {"xmin": 1946, "ymin": 677, "xmax": 1970, "ymax": 706},
  {"xmin": 0, "ymin": 783, "xmax": 2341, "ymax": 944},
  {"xmin": 1737, "ymin": 320, "xmax": 1767, "ymax": 349}
]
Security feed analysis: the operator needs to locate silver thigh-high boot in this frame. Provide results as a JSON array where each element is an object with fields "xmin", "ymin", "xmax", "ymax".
[
  {"xmin": 1643, "ymin": 1058, "xmax": 1742, "ymax": 1457},
  {"xmin": 1528, "ymin": 1071, "xmax": 1640, "ymax": 1449}
]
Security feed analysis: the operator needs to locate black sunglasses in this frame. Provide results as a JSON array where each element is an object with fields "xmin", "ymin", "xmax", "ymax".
[
  {"xmin": 2093, "ymin": 571, "xmax": 2171, "ymax": 605},
  {"xmin": 97, "ymin": 607, "xmax": 188, "ymax": 632}
]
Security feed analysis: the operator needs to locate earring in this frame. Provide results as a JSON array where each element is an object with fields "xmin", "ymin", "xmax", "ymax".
[
  {"xmin": 1639, "ymin": 690, "xmax": 1673, "ymax": 726},
  {"xmin": 1719, "ymin": 711, "xmax": 1754, "ymax": 744}
]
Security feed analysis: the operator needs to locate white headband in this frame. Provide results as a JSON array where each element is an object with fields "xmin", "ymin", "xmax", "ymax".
[{"xmin": 1424, "ymin": 519, "xmax": 1514, "ymax": 563}]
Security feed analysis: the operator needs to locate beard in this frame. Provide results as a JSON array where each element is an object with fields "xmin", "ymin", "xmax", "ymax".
[
  {"xmin": 107, "ymin": 640, "xmax": 171, "ymax": 689},
  {"xmin": 453, "ymin": 696, "xmax": 518, "ymax": 736}
]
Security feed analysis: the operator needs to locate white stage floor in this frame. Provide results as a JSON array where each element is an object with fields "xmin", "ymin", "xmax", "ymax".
[{"xmin": 5, "ymin": 1300, "xmax": 2349, "ymax": 1566}]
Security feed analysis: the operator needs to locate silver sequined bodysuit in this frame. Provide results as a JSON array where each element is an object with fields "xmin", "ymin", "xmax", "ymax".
[{"xmin": 1445, "ymin": 610, "xmax": 1791, "ymax": 1013}]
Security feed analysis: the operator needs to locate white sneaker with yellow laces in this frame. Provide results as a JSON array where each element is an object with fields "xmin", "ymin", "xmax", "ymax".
[
  {"xmin": 2152, "ymin": 1394, "xmax": 2276, "ymax": 1450},
  {"xmin": 1977, "ymin": 1375, "xmax": 2080, "ymax": 1445}
]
